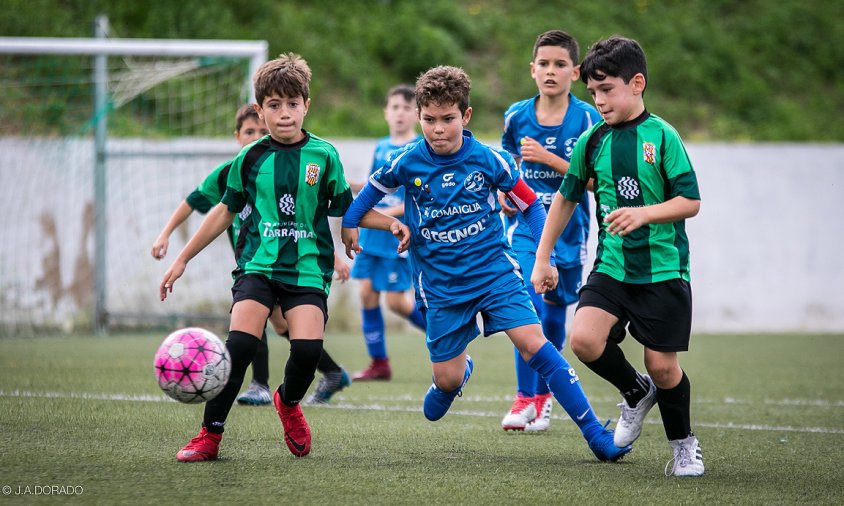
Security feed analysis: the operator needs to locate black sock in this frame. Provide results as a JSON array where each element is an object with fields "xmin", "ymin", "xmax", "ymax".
[
  {"xmin": 279, "ymin": 339, "xmax": 323, "ymax": 406},
  {"xmin": 316, "ymin": 348, "xmax": 341, "ymax": 374},
  {"xmin": 250, "ymin": 329, "xmax": 270, "ymax": 386},
  {"xmin": 581, "ymin": 340, "xmax": 649, "ymax": 407},
  {"xmin": 656, "ymin": 370, "xmax": 692, "ymax": 441},
  {"xmin": 203, "ymin": 330, "xmax": 260, "ymax": 433}
]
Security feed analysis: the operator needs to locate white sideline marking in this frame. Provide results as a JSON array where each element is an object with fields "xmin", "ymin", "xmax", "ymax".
[{"xmin": 2, "ymin": 389, "xmax": 843, "ymax": 435}]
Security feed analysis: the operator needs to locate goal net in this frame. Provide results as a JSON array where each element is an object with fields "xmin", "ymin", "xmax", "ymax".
[{"xmin": 0, "ymin": 30, "xmax": 267, "ymax": 335}]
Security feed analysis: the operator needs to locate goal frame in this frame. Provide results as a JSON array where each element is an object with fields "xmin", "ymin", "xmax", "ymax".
[{"xmin": 0, "ymin": 19, "xmax": 267, "ymax": 333}]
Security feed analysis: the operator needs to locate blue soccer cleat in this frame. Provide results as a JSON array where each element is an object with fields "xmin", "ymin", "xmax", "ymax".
[
  {"xmin": 588, "ymin": 427, "xmax": 633, "ymax": 462},
  {"xmin": 423, "ymin": 355, "xmax": 473, "ymax": 421}
]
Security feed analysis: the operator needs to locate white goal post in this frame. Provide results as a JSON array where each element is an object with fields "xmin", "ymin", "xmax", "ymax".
[{"xmin": 0, "ymin": 18, "xmax": 267, "ymax": 335}]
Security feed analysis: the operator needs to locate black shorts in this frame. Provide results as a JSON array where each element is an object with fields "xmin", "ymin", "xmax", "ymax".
[
  {"xmin": 231, "ymin": 273, "xmax": 328, "ymax": 323},
  {"xmin": 577, "ymin": 272, "xmax": 692, "ymax": 352}
]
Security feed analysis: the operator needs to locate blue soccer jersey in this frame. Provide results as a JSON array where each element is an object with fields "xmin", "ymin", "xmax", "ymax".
[
  {"xmin": 501, "ymin": 94, "xmax": 600, "ymax": 268},
  {"xmin": 358, "ymin": 136, "xmax": 421, "ymax": 259},
  {"xmin": 370, "ymin": 131, "xmax": 524, "ymax": 308}
]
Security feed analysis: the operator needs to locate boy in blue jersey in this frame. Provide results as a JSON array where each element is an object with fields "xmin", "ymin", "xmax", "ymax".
[
  {"xmin": 348, "ymin": 84, "xmax": 426, "ymax": 382},
  {"xmin": 342, "ymin": 66, "xmax": 630, "ymax": 462},
  {"xmin": 532, "ymin": 37, "xmax": 704, "ymax": 476},
  {"xmin": 499, "ymin": 30, "xmax": 601, "ymax": 432}
]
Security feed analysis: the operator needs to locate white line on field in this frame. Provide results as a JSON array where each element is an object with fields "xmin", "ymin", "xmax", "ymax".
[{"xmin": 2, "ymin": 389, "xmax": 843, "ymax": 435}]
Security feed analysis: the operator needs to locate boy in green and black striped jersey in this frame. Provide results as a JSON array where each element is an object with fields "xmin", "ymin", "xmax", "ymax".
[
  {"xmin": 151, "ymin": 104, "xmax": 352, "ymax": 409},
  {"xmin": 159, "ymin": 53, "xmax": 408, "ymax": 461},
  {"xmin": 532, "ymin": 37, "xmax": 705, "ymax": 477}
]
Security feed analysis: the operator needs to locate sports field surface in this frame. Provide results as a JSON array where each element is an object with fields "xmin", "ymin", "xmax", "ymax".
[{"xmin": 1, "ymin": 331, "xmax": 842, "ymax": 504}]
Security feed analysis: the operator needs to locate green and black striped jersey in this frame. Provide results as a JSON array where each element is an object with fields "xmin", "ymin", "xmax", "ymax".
[
  {"xmin": 221, "ymin": 131, "xmax": 352, "ymax": 294},
  {"xmin": 560, "ymin": 111, "xmax": 700, "ymax": 284},
  {"xmin": 186, "ymin": 159, "xmax": 242, "ymax": 250}
]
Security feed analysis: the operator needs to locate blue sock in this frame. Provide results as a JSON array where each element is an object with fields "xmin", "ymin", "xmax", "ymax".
[
  {"xmin": 514, "ymin": 286, "xmax": 545, "ymax": 397},
  {"xmin": 361, "ymin": 307, "xmax": 386, "ymax": 359},
  {"xmin": 528, "ymin": 341, "xmax": 603, "ymax": 441},
  {"xmin": 514, "ymin": 348, "xmax": 536, "ymax": 397},
  {"xmin": 407, "ymin": 307, "xmax": 426, "ymax": 330},
  {"xmin": 535, "ymin": 302, "xmax": 567, "ymax": 395}
]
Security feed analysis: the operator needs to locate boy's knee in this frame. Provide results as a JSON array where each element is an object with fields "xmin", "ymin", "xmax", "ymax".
[
  {"xmin": 569, "ymin": 331, "xmax": 604, "ymax": 362},
  {"xmin": 432, "ymin": 368, "xmax": 464, "ymax": 392},
  {"xmin": 644, "ymin": 362, "xmax": 682, "ymax": 388}
]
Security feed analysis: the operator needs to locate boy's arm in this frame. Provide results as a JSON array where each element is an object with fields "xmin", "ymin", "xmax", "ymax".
[
  {"xmin": 531, "ymin": 193, "xmax": 577, "ymax": 294},
  {"xmin": 160, "ymin": 203, "xmax": 235, "ymax": 300},
  {"xmin": 151, "ymin": 200, "xmax": 194, "ymax": 260},
  {"xmin": 604, "ymin": 196, "xmax": 700, "ymax": 237},
  {"xmin": 520, "ymin": 136, "xmax": 570, "ymax": 176},
  {"xmin": 341, "ymin": 183, "xmax": 401, "ymax": 258}
]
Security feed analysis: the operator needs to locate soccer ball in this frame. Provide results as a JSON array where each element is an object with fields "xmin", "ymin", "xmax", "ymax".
[{"xmin": 153, "ymin": 327, "xmax": 231, "ymax": 404}]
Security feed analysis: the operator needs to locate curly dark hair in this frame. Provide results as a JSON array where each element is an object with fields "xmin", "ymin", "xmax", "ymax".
[{"xmin": 415, "ymin": 66, "xmax": 471, "ymax": 115}]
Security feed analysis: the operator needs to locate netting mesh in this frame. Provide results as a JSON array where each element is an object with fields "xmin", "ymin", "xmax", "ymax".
[{"xmin": 0, "ymin": 51, "xmax": 254, "ymax": 335}]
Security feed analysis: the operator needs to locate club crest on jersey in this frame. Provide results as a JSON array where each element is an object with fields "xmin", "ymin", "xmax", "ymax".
[
  {"xmin": 464, "ymin": 171, "xmax": 485, "ymax": 192},
  {"xmin": 305, "ymin": 163, "xmax": 321, "ymax": 186},
  {"xmin": 642, "ymin": 142, "xmax": 656, "ymax": 165}
]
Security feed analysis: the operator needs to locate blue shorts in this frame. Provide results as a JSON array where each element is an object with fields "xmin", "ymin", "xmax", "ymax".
[
  {"xmin": 424, "ymin": 274, "xmax": 539, "ymax": 362},
  {"xmin": 351, "ymin": 252, "xmax": 412, "ymax": 292},
  {"xmin": 512, "ymin": 247, "xmax": 582, "ymax": 306}
]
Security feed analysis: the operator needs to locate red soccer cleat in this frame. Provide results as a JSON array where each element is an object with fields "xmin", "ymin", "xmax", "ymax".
[
  {"xmin": 273, "ymin": 389, "xmax": 312, "ymax": 457},
  {"xmin": 351, "ymin": 358, "xmax": 392, "ymax": 381},
  {"xmin": 176, "ymin": 427, "xmax": 222, "ymax": 462}
]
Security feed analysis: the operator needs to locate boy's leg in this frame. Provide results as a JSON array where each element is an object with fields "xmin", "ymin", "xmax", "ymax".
[
  {"xmin": 385, "ymin": 290, "xmax": 426, "ymax": 331},
  {"xmin": 353, "ymin": 279, "xmax": 391, "ymax": 381},
  {"xmin": 571, "ymin": 307, "xmax": 656, "ymax": 447},
  {"xmin": 236, "ymin": 328, "xmax": 272, "ymax": 406},
  {"xmin": 645, "ymin": 349, "xmax": 704, "ymax": 477},
  {"xmin": 508, "ymin": 324, "xmax": 630, "ymax": 462},
  {"xmin": 423, "ymin": 353, "xmax": 473, "ymax": 421},
  {"xmin": 522, "ymin": 300, "xmax": 567, "ymax": 432},
  {"xmin": 178, "ymin": 298, "xmax": 268, "ymax": 462},
  {"xmin": 304, "ymin": 348, "xmax": 351, "ymax": 405},
  {"xmin": 422, "ymin": 303, "xmax": 476, "ymax": 421},
  {"xmin": 273, "ymin": 303, "xmax": 325, "ymax": 457},
  {"xmin": 502, "ymin": 288, "xmax": 543, "ymax": 431}
]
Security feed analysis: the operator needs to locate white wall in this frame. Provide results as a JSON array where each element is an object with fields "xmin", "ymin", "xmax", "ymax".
[{"xmin": 1, "ymin": 138, "xmax": 841, "ymax": 333}]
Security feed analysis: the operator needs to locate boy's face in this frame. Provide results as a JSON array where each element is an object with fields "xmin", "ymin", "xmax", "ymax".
[
  {"xmin": 254, "ymin": 92, "xmax": 310, "ymax": 144},
  {"xmin": 418, "ymin": 101, "xmax": 471, "ymax": 156},
  {"xmin": 531, "ymin": 45, "xmax": 579, "ymax": 98},
  {"xmin": 234, "ymin": 116, "xmax": 269, "ymax": 147},
  {"xmin": 384, "ymin": 94, "xmax": 416, "ymax": 137},
  {"xmin": 586, "ymin": 72, "xmax": 646, "ymax": 125}
]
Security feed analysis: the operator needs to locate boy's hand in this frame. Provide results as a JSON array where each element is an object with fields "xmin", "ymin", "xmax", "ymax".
[
  {"xmin": 390, "ymin": 221, "xmax": 411, "ymax": 253},
  {"xmin": 604, "ymin": 207, "xmax": 648, "ymax": 236},
  {"xmin": 160, "ymin": 259, "xmax": 187, "ymax": 301},
  {"xmin": 151, "ymin": 235, "xmax": 169, "ymax": 260},
  {"xmin": 519, "ymin": 136, "xmax": 551, "ymax": 165},
  {"xmin": 341, "ymin": 227, "xmax": 362, "ymax": 259},
  {"xmin": 498, "ymin": 191, "xmax": 517, "ymax": 217},
  {"xmin": 333, "ymin": 255, "xmax": 350, "ymax": 283},
  {"xmin": 530, "ymin": 262, "xmax": 558, "ymax": 294}
]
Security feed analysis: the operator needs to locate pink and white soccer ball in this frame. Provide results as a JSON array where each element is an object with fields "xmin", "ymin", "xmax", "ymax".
[{"xmin": 153, "ymin": 327, "xmax": 231, "ymax": 404}]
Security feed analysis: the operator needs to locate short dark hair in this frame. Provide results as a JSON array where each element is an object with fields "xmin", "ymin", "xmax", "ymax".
[
  {"xmin": 386, "ymin": 84, "xmax": 415, "ymax": 105},
  {"xmin": 415, "ymin": 66, "xmax": 471, "ymax": 115},
  {"xmin": 234, "ymin": 104, "xmax": 260, "ymax": 132},
  {"xmin": 580, "ymin": 36, "xmax": 648, "ymax": 90},
  {"xmin": 533, "ymin": 30, "xmax": 580, "ymax": 64},
  {"xmin": 253, "ymin": 52, "xmax": 312, "ymax": 105}
]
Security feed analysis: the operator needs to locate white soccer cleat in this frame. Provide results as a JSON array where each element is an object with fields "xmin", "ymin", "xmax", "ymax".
[
  {"xmin": 665, "ymin": 435, "xmax": 705, "ymax": 477},
  {"xmin": 502, "ymin": 395, "xmax": 537, "ymax": 431},
  {"xmin": 614, "ymin": 375, "xmax": 657, "ymax": 446},
  {"xmin": 525, "ymin": 393, "xmax": 553, "ymax": 432}
]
